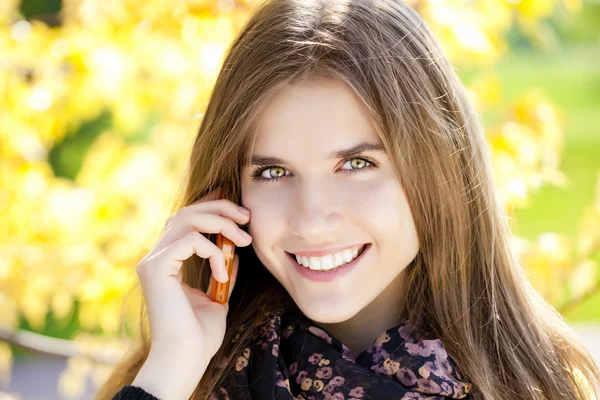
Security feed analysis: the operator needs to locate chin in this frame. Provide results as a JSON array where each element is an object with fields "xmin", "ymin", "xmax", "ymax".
[{"xmin": 295, "ymin": 299, "xmax": 360, "ymax": 324}]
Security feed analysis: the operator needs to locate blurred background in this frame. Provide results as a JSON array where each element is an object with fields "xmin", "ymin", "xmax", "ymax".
[{"xmin": 0, "ymin": 0, "xmax": 599, "ymax": 399}]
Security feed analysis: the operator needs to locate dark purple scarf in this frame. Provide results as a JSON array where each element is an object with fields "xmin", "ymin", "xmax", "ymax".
[{"xmin": 210, "ymin": 310, "xmax": 473, "ymax": 399}]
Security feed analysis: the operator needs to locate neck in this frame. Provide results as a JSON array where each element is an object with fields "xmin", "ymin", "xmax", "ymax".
[{"xmin": 317, "ymin": 271, "xmax": 405, "ymax": 357}]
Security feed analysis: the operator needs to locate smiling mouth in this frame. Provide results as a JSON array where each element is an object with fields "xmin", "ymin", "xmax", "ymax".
[{"xmin": 286, "ymin": 243, "xmax": 370, "ymax": 271}]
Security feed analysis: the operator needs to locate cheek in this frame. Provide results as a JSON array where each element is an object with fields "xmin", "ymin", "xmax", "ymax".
[
  {"xmin": 241, "ymin": 187, "xmax": 287, "ymax": 245},
  {"xmin": 349, "ymin": 178, "xmax": 415, "ymax": 236}
]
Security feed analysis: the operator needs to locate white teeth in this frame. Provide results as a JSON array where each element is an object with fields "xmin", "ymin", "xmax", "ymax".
[
  {"xmin": 334, "ymin": 252, "xmax": 344, "ymax": 266},
  {"xmin": 294, "ymin": 244, "xmax": 366, "ymax": 271}
]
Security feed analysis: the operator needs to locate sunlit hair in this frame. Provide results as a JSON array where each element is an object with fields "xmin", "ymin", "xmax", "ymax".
[{"xmin": 96, "ymin": 0, "xmax": 600, "ymax": 399}]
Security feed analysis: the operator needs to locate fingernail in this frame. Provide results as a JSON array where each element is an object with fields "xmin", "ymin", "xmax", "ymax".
[
  {"xmin": 221, "ymin": 268, "xmax": 229, "ymax": 282},
  {"xmin": 238, "ymin": 206, "xmax": 250, "ymax": 215},
  {"xmin": 241, "ymin": 230, "xmax": 252, "ymax": 241}
]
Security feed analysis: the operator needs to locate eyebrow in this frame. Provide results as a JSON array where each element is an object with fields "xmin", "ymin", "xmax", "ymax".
[{"xmin": 248, "ymin": 141, "xmax": 386, "ymax": 166}]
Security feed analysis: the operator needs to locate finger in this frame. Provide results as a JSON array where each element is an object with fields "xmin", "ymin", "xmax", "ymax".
[
  {"xmin": 161, "ymin": 187, "xmax": 225, "ymax": 229},
  {"xmin": 205, "ymin": 253, "xmax": 240, "ymax": 305},
  {"xmin": 150, "ymin": 211, "xmax": 251, "ymax": 262},
  {"xmin": 141, "ymin": 231, "xmax": 227, "ymax": 285},
  {"xmin": 178, "ymin": 213, "xmax": 251, "ymax": 247},
  {"xmin": 178, "ymin": 199, "xmax": 251, "ymax": 226}
]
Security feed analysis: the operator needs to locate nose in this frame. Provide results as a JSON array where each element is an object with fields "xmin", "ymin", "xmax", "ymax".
[{"xmin": 288, "ymin": 183, "xmax": 343, "ymax": 239}]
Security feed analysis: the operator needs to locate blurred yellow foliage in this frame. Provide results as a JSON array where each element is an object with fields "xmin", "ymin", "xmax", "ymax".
[
  {"xmin": 486, "ymin": 90, "xmax": 568, "ymax": 208},
  {"xmin": 0, "ymin": 0, "xmax": 597, "ymax": 397}
]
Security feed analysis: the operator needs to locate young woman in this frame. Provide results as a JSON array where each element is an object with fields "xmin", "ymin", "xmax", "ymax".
[{"xmin": 96, "ymin": 0, "xmax": 600, "ymax": 399}]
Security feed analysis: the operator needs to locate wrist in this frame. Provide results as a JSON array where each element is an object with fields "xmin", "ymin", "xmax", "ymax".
[{"xmin": 132, "ymin": 351, "xmax": 208, "ymax": 400}]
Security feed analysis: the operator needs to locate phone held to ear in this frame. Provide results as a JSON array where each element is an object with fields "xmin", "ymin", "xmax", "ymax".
[{"xmin": 210, "ymin": 232, "xmax": 235, "ymax": 304}]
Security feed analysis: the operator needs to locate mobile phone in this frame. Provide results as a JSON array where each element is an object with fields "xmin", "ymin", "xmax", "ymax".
[{"xmin": 210, "ymin": 232, "xmax": 235, "ymax": 304}]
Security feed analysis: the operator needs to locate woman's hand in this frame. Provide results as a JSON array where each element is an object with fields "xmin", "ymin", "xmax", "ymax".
[{"xmin": 131, "ymin": 188, "xmax": 252, "ymax": 400}]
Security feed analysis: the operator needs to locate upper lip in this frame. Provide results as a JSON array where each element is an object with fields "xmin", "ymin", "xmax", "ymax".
[{"xmin": 287, "ymin": 243, "xmax": 368, "ymax": 257}]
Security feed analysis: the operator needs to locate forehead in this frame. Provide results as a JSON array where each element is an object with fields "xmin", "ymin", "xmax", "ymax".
[{"xmin": 248, "ymin": 78, "xmax": 382, "ymax": 162}]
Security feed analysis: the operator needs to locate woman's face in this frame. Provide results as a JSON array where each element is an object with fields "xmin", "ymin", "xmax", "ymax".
[{"xmin": 240, "ymin": 78, "xmax": 419, "ymax": 323}]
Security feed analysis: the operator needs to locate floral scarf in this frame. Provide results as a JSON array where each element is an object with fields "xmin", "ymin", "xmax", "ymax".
[{"xmin": 210, "ymin": 310, "xmax": 473, "ymax": 399}]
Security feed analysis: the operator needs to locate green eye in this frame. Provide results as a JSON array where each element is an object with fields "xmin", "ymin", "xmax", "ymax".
[
  {"xmin": 345, "ymin": 158, "xmax": 369, "ymax": 169},
  {"xmin": 250, "ymin": 156, "xmax": 377, "ymax": 184}
]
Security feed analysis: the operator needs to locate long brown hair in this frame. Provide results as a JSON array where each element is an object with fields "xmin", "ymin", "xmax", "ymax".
[{"xmin": 95, "ymin": 0, "xmax": 600, "ymax": 399}]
